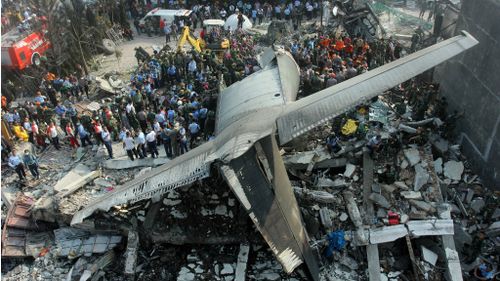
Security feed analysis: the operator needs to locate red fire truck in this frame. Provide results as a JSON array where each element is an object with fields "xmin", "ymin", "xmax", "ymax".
[{"xmin": 1, "ymin": 17, "xmax": 51, "ymax": 70}]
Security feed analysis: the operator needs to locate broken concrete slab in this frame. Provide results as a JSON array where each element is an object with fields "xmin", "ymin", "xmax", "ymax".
[
  {"xmin": 400, "ymin": 191, "xmax": 422, "ymax": 200},
  {"xmin": 369, "ymin": 193, "xmax": 391, "ymax": 209},
  {"xmin": 469, "ymin": 198, "xmax": 485, "ymax": 213},
  {"xmin": 431, "ymin": 136, "xmax": 449, "ymax": 155},
  {"xmin": 343, "ymin": 191, "xmax": 368, "ymax": 245},
  {"xmin": 443, "ymin": 161, "xmax": 464, "ymax": 181},
  {"xmin": 413, "ymin": 164, "xmax": 429, "ymax": 191},
  {"xmin": 344, "ymin": 163, "xmax": 356, "ymax": 178},
  {"xmin": 369, "ymin": 224, "xmax": 407, "ymax": 244},
  {"xmin": 406, "ymin": 219, "xmax": 454, "ymax": 237},
  {"xmin": 409, "ymin": 200, "xmax": 436, "ymax": 213},
  {"xmin": 102, "ymin": 157, "xmax": 170, "ymax": 169},
  {"xmin": 434, "ymin": 158, "xmax": 443, "ymax": 174},
  {"xmin": 54, "ymin": 164, "xmax": 99, "ymax": 198},
  {"xmin": 403, "ymin": 148, "xmax": 420, "ymax": 166},
  {"xmin": 421, "ymin": 246, "xmax": 438, "ymax": 266},
  {"xmin": 393, "ymin": 181, "xmax": 410, "ymax": 190},
  {"xmin": 398, "ymin": 124, "xmax": 418, "ymax": 134},
  {"xmin": 319, "ymin": 207, "xmax": 333, "ymax": 229},
  {"xmin": 292, "ymin": 186, "xmax": 336, "ymax": 204},
  {"xmin": 234, "ymin": 244, "xmax": 250, "ymax": 281}
]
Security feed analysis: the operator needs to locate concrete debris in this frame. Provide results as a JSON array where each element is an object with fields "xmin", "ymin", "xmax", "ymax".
[
  {"xmin": 406, "ymin": 219, "xmax": 454, "ymax": 236},
  {"xmin": 369, "ymin": 193, "xmax": 391, "ymax": 209},
  {"xmin": 343, "ymin": 163, "xmax": 356, "ymax": 178},
  {"xmin": 369, "ymin": 225, "xmax": 407, "ymax": 244},
  {"xmin": 235, "ymin": 244, "xmax": 250, "ymax": 281},
  {"xmin": 403, "ymin": 148, "xmax": 421, "ymax": 166},
  {"xmin": 319, "ymin": 207, "xmax": 333, "ymax": 229},
  {"xmin": 124, "ymin": 231, "xmax": 139, "ymax": 277},
  {"xmin": 421, "ymin": 246, "xmax": 438, "ymax": 266},
  {"xmin": 443, "ymin": 160, "xmax": 464, "ymax": 181},
  {"xmin": 434, "ymin": 158, "xmax": 443, "ymax": 174},
  {"xmin": 413, "ymin": 164, "xmax": 429, "ymax": 191},
  {"xmin": 431, "ymin": 136, "xmax": 449, "ymax": 154},
  {"xmin": 409, "ymin": 200, "xmax": 436, "ymax": 213},
  {"xmin": 339, "ymin": 212, "xmax": 349, "ymax": 222},
  {"xmin": 54, "ymin": 164, "xmax": 99, "ymax": 198},
  {"xmin": 469, "ymin": 198, "xmax": 485, "ymax": 213},
  {"xmin": 293, "ymin": 186, "xmax": 336, "ymax": 203},
  {"xmin": 393, "ymin": 181, "xmax": 410, "ymax": 190},
  {"xmin": 400, "ymin": 191, "xmax": 422, "ymax": 200}
]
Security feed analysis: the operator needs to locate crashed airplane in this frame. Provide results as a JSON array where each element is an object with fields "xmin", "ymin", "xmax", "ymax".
[{"xmin": 71, "ymin": 31, "xmax": 478, "ymax": 280}]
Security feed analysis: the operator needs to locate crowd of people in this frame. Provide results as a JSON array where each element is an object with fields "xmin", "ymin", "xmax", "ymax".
[
  {"xmin": 2, "ymin": 0, "xmax": 406, "ymax": 185},
  {"xmin": 1, "ymin": 24, "xmax": 264, "ymax": 182}
]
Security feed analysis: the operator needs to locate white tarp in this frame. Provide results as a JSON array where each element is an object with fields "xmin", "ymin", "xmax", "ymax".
[{"xmin": 224, "ymin": 14, "xmax": 252, "ymax": 31}]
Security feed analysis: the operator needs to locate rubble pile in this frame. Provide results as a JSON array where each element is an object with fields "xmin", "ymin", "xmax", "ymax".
[{"xmin": 281, "ymin": 81, "xmax": 500, "ymax": 280}]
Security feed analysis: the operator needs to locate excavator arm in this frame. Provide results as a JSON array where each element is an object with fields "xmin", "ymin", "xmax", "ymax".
[{"xmin": 178, "ymin": 26, "xmax": 202, "ymax": 53}]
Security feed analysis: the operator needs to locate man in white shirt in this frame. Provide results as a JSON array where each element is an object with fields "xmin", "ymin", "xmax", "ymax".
[
  {"xmin": 123, "ymin": 131, "xmax": 138, "ymax": 161},
  {"xmin": 136, "ymin": 130, "xmax": 147, "ymax": 158},
  {"xmin": 146, "ymin": 130, "xmax": 159, "ymax": 158},
  {"xmin": 47, "ymin": 122, "xmax": 61, "ymax": 150},
  {"xmin": 8, "ymin": 149, "xmax": 26, "ymax": 181},
  {"xmin": 101, "ymin": 127, "xmax": 113, "ymax": 159}
]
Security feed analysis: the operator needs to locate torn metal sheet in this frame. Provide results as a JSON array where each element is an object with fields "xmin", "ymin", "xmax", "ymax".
[
  {"xmin": 277, "ymin": 31, "xmax": 479, "ymax": 144},
  {"xmin": 220, "ymin": 135, "xmax": 319, "ymax": 280}
]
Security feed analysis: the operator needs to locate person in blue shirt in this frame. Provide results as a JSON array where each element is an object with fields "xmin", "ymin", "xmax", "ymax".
[
  {"xmin": 55, "ymin": 103, "xmax": 67, "ymax": 117},
  {"xmin": 77, "ymin": 123, "xmax": 93, "ymax": 147},
  {"xmin": 188, "ymin": 121, "xmax": 200, "ymax": 148},
  {"xmin": 22, "ymin": 150, "xmax": 39, "ymax": 179}
]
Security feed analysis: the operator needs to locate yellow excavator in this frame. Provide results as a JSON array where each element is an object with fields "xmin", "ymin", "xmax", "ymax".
[{"xmin": 177, "ymin": 26, "xmax": 229, "ymax": 53}]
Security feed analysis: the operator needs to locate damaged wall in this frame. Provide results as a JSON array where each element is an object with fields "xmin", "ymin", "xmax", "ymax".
[{"xmin": 434, "ymin": 0, "xmax": 500, "ymax": 188}]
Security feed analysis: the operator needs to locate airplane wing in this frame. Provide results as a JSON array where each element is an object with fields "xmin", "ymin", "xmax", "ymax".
[
  {"xmin": 71, "ymin": 141, "xmax": 216, "ymax": 225},
  {"xmin": 276, "ymin": 31, "xmax": 478, "ymax": 145}
]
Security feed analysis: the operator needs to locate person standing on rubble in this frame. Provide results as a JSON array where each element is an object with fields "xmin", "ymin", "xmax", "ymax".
[
  {"xmin": 47, "ymin": 122, "xmax": 61, "ymax": 150},
  {"xmin": 146, "ymin": 129, "xmax": 159, "ymax": 158},
  {"xmin": 101, "ymin": 127, "xmax": 113, "ymax": 159},
  {"xmin": 123, "ymin": 131, "xmax": 138, "ymax": 161},
  {"xmin": 77, "ymin": 122, "xmax": 93, "ymax": 147},
  {"xmin": 136, "ymin": 129, "xmax": 147, "ymax": 158},
  {"xmin": 22, "ymin": 149, "xmax": 40, "ymax": 180},
  {"xmin": 8, "ymin": 149, "xmax": 26, "ymax": 181}
]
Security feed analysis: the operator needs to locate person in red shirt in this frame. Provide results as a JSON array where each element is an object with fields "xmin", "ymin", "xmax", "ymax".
[
  {"xmin": 66, "ymin": 123, "xmax": 79, "ymax": 149},
  {"xmin": 159, "ymin": 18, "xmax": 165, "ymax": 35}
]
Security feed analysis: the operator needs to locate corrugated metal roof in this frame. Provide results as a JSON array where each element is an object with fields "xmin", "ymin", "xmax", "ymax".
[{"xmin": 276, "ymin": 31, "xmax": 479, "ymax": 145}]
